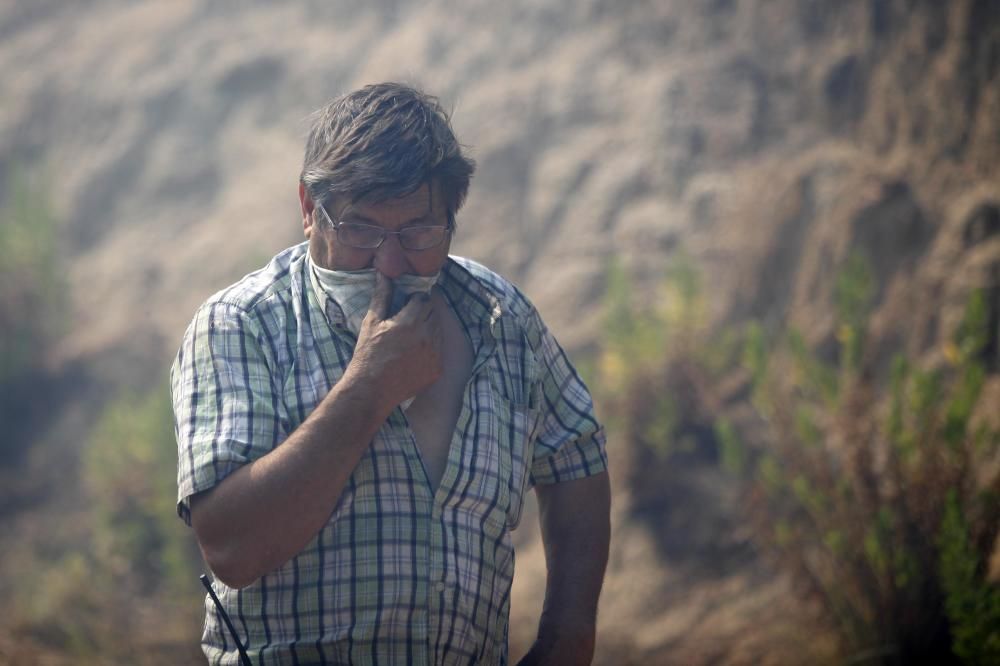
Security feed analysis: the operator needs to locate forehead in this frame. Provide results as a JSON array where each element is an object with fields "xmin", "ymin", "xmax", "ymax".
[{"xmin": 339, "ymin": 182, "xmax": 442, "ymax": 225}]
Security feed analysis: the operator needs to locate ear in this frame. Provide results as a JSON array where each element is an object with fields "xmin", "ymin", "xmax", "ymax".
[{"xmin": 299, "ymin": 182, "xmax": 316, "ymax": 238}]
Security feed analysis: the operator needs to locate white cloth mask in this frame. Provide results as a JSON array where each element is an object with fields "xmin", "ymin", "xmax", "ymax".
[
  {"xmin": 309, "ymin": 260, "xmax": 440, "ymax": 336},
  {"xmin": 308, "ymin": 258, "xmax": 440, "ymax": 410}
]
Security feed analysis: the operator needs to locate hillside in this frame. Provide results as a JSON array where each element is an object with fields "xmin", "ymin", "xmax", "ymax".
[{"xmin": 1, "ymin": 0, "xmax": 998, "ymax": 663}]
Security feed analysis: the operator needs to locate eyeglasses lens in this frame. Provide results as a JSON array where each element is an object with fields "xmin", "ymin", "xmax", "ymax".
[
  {"xmin": 336, "ymin": 224, "xmax": 448, "ymax": 250},
  {"xmin": 400, "ymin": 227, "xmax": 447, "ymax": 250},
  {"xmin": 337, "ymin": 224, "xmax": 384, "ymax": 249}
]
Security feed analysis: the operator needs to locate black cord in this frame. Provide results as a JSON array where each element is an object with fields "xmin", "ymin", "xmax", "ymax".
[{"xmin": 200, "ymin": 574, "xmax": 253, "ymax": 666}]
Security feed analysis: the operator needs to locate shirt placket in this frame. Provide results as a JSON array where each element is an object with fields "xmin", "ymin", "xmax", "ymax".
[
  {"xmin": 426, "ymin": 500, "xmax": 448, "ymax": 664},
  {"xmin": 424, "ymin": 269, "xmax": 502, "ymax": 663}
]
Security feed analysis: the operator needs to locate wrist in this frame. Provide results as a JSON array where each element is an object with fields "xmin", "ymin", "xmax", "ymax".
[
  {"xmin": 530, "ymin": 617, "xmax": 595, "ymax": 665},
  {"xmin": 335, "ymin": 363, "xmax": 396, "ymax": 422},
  {"xmin": 537, "ymin": 608, "xmax": 597, "ymax": 640}
]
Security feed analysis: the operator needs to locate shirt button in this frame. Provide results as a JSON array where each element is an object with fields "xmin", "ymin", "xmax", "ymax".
[{"xmin": 434, "ymin": 581, "xmax": 446, "ymax": 592}]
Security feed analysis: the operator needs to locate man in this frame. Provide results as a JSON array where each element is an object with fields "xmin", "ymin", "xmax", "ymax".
[{"xmin": 172, "ymin": 82, "xmax": 610, "ymax": 665}]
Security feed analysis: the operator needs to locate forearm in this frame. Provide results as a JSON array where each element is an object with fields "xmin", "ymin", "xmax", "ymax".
[
  {"xmin": 191, "ymin": 366, "xmax": 393, "ymax": 588},
  {"xmin": 523, "ymin": 472, "xmax": 611, "ymax": 665}
]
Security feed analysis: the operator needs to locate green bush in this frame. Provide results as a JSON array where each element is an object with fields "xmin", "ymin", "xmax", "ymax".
[
  {"xmin": 595, "ymin": 250, "xmax": 1000, "ymax": 663},
  {"xmin": 13, "ymin": 385, "xmax": 203, "ymax": 660},
  {"xmin": 0, "ymin": 171, "xmax": 203, "ymax": 660},
  {"xmin": 734, "ymin": 261, "xmax": 999, "ymax": 663},
  {"xmin": 83, "ymin": 384, "xmax": 202, "ymax": 594},
  {"xmin": 939, "ymin": 490, "xmax": 1000, "ymax": 664},
  {"xmin": 0, "ymin": 169, "xmax": 64, "ymax": 385},
  {"xmin": 595, "ymin": 253, "xmax": 709, "ymax": 459}
]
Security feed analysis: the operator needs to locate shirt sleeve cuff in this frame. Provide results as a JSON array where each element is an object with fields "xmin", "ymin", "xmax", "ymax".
[{"xmin": 529, "ymin": 427, "xmax": 608, "ymax": 486}]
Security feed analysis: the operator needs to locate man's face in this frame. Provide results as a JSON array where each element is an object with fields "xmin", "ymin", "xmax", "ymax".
[{"xmin": 301, "ymin": 181, "xmax": 451, "ymax": 278}]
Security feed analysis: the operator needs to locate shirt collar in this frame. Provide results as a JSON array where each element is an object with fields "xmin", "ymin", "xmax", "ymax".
[
  {"xmin": 438, "ymin": 258, "xmax": 503, "ymax": 337},
  {"xmin": 306, "ymin": 255, "xmax": 351, "ymax": 332}
]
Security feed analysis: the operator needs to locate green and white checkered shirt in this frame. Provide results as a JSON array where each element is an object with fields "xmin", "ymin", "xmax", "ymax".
[{"xmin": 171, "ymin": 242, "xmax": 607, "ymax": 665}]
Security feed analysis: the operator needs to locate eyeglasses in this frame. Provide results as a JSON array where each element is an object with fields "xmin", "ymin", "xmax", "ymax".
[{"xmin": 317, "ymin": 202, "xmax": 451, "ymax": 251}]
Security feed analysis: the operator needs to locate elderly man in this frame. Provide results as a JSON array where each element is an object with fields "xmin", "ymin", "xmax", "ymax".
[{"xmin": 172, "ymin": 82, "xmax": 610, "ymax": 665}]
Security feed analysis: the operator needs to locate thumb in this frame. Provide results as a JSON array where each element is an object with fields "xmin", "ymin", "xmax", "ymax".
[{"xmin": 369, "ymin": 271, "xmax": 393, "ymax": 321}]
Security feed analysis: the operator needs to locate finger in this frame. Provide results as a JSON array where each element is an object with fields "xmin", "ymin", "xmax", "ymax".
[{"xmin": 369, "ymin": 271, "xmax": 393, "ymax": 321}]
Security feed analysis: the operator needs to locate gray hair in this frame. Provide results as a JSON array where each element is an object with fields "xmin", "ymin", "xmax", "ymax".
[{"xmin": 300, "ymin": 83, "xmax": 476, "ymax": 221}]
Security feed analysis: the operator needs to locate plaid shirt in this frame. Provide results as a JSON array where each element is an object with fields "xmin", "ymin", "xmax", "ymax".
[{"xmin": 171, "ymin": 242, "xmax": 607, "ymax": 665}]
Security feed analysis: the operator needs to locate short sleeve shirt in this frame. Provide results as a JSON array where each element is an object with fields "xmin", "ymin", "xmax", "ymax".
[{"xmin": 171, "ymin": 242, "xmax": 607, "ymax": 665}]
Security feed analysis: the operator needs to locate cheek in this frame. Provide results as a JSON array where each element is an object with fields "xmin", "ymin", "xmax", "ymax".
[
  {"xmin": 332, "ymin": 245, "xmax": 376, "ymax": 271},
  {"xmin": 309, "ymin": 233, "xmax": 356, "ymax": 270},
  {"xmin": 307, "ymin": 233, "xmax": 326, "ymax": 265},
  {"xmin": 410, "ymin": 246, "xmax": 450, "ymax": 276}
]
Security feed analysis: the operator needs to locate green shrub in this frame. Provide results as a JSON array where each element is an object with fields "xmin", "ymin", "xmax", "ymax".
[
  {"xmin": 83, "ymin": 384, "xmax": 202, "ymax": 594},
  {"xmin": 939, "ymin": 490, "xmax": 1000, "ymax": 664},
  {"xmin": 833, "ymin": 252, "xmax": 875, "ymax": 373},
  {"xmin": 733, "ymin": 268, "xmax": 999, "ymax": 663},
  {"xmin": 595, "ymin": 253, "xmax": 710, "ymax": 456},
  {"xmin": 595, "ymin": 249, "xmax": 1000, "ymax": 663},
  {"xmin": 12, "ymin": 384, "xmax": 203, "ymax": 659},
  {"xmin": 0, "ymin": 169, "xmax": 64, "ymax": 384}
]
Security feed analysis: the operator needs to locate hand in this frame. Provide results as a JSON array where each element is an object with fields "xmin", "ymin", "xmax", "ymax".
[
  {"xmin": 347, "ymin": 272, "xmax": 443, "ymax": 409},
  {"xmin": 516, "ymin": 624, "xmax": 595, "ymax": 666}
]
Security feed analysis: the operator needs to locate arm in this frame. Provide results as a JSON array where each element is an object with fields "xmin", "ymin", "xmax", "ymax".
[
  {"xmin": 189, "ymin": 273, "xmax": 442, "ymax": 588},
  {"xmin": 519, "ymin": 471, "xmax": 611, "ymax": 666}
]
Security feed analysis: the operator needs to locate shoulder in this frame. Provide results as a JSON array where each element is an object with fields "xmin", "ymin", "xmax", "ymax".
[
  {"xmin": 181, "ymin": 243, "xmax": 309, "ymax": 350},
  {"xmin": 203, "ymin": 243, "xmax": 308, "ymax": 314},
  {"xmin": 446, "ymin": 256, "xmax": 549, "ymax": 351},
  {"xmin": 447, "ymin": 256, "xmax": 538, "ymax": 322}
]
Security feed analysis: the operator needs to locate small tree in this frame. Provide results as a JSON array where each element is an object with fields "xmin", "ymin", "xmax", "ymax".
[{"xmin": 731, "ymin": 257, "xmax": 1000, "ymax": 664}]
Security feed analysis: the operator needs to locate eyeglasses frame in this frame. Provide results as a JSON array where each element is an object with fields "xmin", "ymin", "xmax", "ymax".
[{"xmin": 315, "ymin": 201, "xmax": 452, "ymax": 251}]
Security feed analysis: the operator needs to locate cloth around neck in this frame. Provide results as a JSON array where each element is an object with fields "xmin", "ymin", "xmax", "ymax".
[{"xmin": 308, "ymin": 258, "xmax": 440, "ymax": 337}]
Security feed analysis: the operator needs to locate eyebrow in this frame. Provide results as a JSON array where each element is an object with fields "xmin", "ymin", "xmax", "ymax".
[
  {"xmin": 338, "ymin": 186, "xmax": 439, "ymax": 227},
  {"xmin": 340, "ymin": 212, "xmax": 434, "ymax": 226},
  {"xmin": 338, "ymin": 206, "xmax": 442, "ymax": 228}
]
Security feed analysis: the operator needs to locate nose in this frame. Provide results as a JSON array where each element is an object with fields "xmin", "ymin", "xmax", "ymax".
[{"xmin": 373, "ymin": 234, "xmax": 409, "ymax": 279}]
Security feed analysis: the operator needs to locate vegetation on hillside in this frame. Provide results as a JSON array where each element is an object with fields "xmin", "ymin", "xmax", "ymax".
[
  {"xmin": 11, "ymin": 385, "xmax": 203, "ymax": 662},
  {"xmin": 0, "ymin": 171, "xmax": 203, "ymax": 662},
  {"xmin": 0, "ymin": 170, "xmax": 63, "ymax": 390},
  {"xmin": 593, "ymin": 253, "xmax": 1000, "ymax": 664}
]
